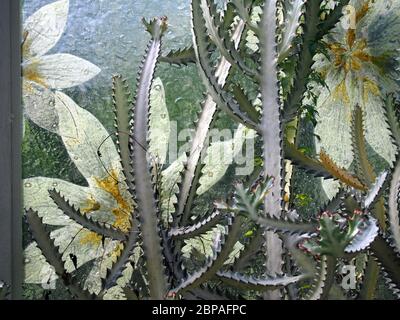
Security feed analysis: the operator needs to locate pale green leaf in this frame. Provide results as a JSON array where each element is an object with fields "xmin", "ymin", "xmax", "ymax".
[
  {"xmin": 34, "ymin": 53, "xmax": 101, "ymax": 89},
  {"xmin": 197, "ymin": 125, "xmax": 256, "ymax": 195},
  {"xmin": 23, "ymin": 0, "xmax": 69, "ymax": 58},
  {"xmin": 149, "ymin": 78, "xmax": 170, "ymax": 165}
]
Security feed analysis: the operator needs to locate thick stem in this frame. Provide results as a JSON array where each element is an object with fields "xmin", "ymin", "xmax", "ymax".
[{"xmin": 260, "ymin": 0, "xmax": 283, "ymax": 300}]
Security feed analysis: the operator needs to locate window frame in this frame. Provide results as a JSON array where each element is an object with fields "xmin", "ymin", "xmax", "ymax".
[{"xmin": 0, "ymin": 0, "xmax": 22, "ymax": 299}]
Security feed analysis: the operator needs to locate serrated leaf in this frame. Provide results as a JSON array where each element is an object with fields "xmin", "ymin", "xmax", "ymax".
[
  {"xmin": 364, "ymin": 171, "xmax": 388, "ymax": 209},
  {"xmin": 279, "ymin": 0, "xmax": 305, "ymax": 62},
  {"xmin": 169, "ymin": 210, "xmax": 228, "ymax": 240},
  {"xmin": 25, "ymin": 209, "xmax": 95, "ymax": 299},
  {"xmin": 283, "ymin": 0, "xmax": 322, "ymax": 123},
  {"xmin": 284, "ymin": 141, "xmax": 333, "ymax": 179},
  {"xmin": 112, "ymin": 74, "xmax": 133, "ymax": 187},
  {"xmin": 351, "ymin": 105, "xmax": 376, "ymax": 186},
  {"xmin": 216, "ymin": 271, "xmax": 304, "ymax": 291},
  {"xmin": 130, "ymin": 18, "xmax": 168, "ymax": 299},
  {"xmin": 191, "ymin": 0, "xmax": 259, "ymax": 131},
  {"xmin": 159, "ymin": 46, "xmax": 196, "ymax": 66},
  {"xmin": 384, "ymin": 95, "xmax": 400, "ymax": 148},
  {"xmin": 371, "ymin": 235, "xmax": 400, "ymax": 294},
  {"xmin": 319, "ymin": 149, "xmax": 367, "ymax": 191},
  {"xmin": 170, "ymin": 215, "xmax": 244, "ymax": 295},
  {"xmin": 304, "ymin": 255, "xmax": 335, "ymax": 300},
  {"xmin": 345, "ymin": 216, "xmax": 378, "ymax": 253},
  {"xmin": 49, "ymin": 189, "xmax": 127, "ymax": 241},
  {"xmin": 177, "ymin": 15, "xmax": 245, "ymax": 226},
  {"xmin": 388, "ymin": 160, "xmax": 400, "ymax": 253}
]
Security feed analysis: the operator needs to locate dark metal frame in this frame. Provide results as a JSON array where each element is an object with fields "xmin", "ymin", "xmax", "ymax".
[{"xmin": 0, "ymin": 0, "xmax": 22, "ymax": 299}]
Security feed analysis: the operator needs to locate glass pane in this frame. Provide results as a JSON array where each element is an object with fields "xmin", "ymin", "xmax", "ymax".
[{"xmin": 20, "ymin": 0, "xmax": 400, "ymax": 300}]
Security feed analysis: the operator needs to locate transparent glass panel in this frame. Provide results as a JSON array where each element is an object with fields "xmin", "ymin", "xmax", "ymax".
[{"xmin": 20, "ymin": 0, "xmax": 400, "ymax": 300}]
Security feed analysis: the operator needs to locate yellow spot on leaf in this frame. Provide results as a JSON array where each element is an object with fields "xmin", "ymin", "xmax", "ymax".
[
  {"xmin": 110, "ymin": 243, "xmax": 124, "ymax": 262},
  {"xmin": 80, "ymin": 231, "xmax": 102, "ymax": 246},
  {"xmin": 65, "ymin": 138, "xmax": 80, "ymax": 147},
  {"xmin": 81, "ymin": 194, "xmax": 101, "ymax": 214},
  {"xmin": 283, "ymin": 193, "xmax": 290, "ymax": 203},
  {"xmin": 346, "ymin": 29, "xmax": 356, "ymax": 49},
  {"xmin": 332, "ymin": 80, "xmax": 350, "ymax": 105},
  {"xmin": 95, "ymin": 168, "xmax": 132, "ymax": 232},
  {"xmin": 356, "ymin": 1, "xmax": 371, "ymax": 23},
  {"xmin": 22, "ymin": 30, "xmax": 34, "ymax": 60},
  {"xmin": 363, "ymin": 77, "xmax": 380, "ymax": 103},
  {"xmin": 23, "ymin": 59, "xmax": 48, "ymax": 88}
]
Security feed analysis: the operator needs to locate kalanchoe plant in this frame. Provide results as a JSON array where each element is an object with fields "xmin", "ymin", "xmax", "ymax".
[
  {"xmin": 25, "ymin": 16, "xmax": 300, "ymax": 300},
  {"xmin": 178, "ymin": 0, "xmax": 371, "ymax": 299},
  {"xmin": 167, "ymin": 0, "xmax": 399, "ymax": 299},
  {"xmin": 24, "ymin": 0, "xmax": 400, "ymax": 300}
]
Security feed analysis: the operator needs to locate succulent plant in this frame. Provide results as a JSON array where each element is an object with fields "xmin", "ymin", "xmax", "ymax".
[
  {"xmin": 24, "ymin": 15, "xmax": 296, "ymax": 300},
  {"xmin": 23, "ymin": 0, "xmax": 400, "ymax": 300},
  {"xmin": 180, "ymin": 0, "xmax": 399, "ymax": 299}
]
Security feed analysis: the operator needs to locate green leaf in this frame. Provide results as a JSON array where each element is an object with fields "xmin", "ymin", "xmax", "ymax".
[
  {"xmin": 159, "ymin": 46, "xmax": 196, "ymax": 66},
  {"xmin": 177, "ymin": 14, "xmax": 246, "ymax": 226},
  {"xmin": 191, "ymin": 0, "xmax": 259, "ymax": 132},
  {"xmin": 25, "ymin": 209, "xmax": 95, "ymax": 300},
  {"xmin": 149, "ymin": 77, "xmax": 170, "ymax": 165},
  {"xmin": 130, "ymin": 18, "xmax": 168, "ymax": 299},
  {"xmin": 284, "ymin": 141, "xmax": 333, "ymax": 179},
  {"xmin": 279, "ymin": 0, "xmax": 305, "ymax": 62},
  {"xmin": 351, "ymin": 105, "xmax": 376, "ymax": 186},
  {"xmin": 216, "ymin": 271, "xmax": 304, "ymax": 291},
  {"xmin": 197, "ymin": 125, "xmax": 256, "ymax": 195},
  {"xmin": 371, "ymin": 235, "xmax": 400, "ymax": 296},
  {"xmin": 388, "ymin": 159, "xmax": 400, "ymax": 253},
  {"xmin": 48, "ymin": 189, "xmax": 127, "ymax": 242},
  {"xmin": 304, "ymin": 255, "xmax": 336, "ymax": 300},
  {"xmin": 169, "ymin": 215, "xmax": 245, "ymax": 295},
  {"xmin": 112, "ymin": 74, "xmax": 133, "ymax": 188},
  {"xmin": 169, "ymin": 210, "xmax": 229, "ymax": 240},
  {"xmin": 384, "ymin": 94, "xmax": 400, "ymax": 148},
  {"xmin": 283, "ymin": 0, "xmax": 322, "ymax": 123}
]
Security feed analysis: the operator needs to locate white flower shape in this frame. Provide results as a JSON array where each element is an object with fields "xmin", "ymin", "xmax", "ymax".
[
  {"xmin": 313, "ymin": 0, "xmax": 400, "ymax": 197},
  {"xmin": 22, "ymin": 0, "xmax": 101, "ymax": 133}
]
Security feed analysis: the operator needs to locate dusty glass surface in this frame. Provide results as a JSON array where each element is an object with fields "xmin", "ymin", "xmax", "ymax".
[
  {"xmin": 22, "ymin": 0, "xmax": 208, "ymax": 181},
  {"xmin": 19, "ymin": 0, "xmax": 400, "ymax": 301},
  {"xmin": 21, "ymin": 0, "xmax": 238, "ymax": 299}
]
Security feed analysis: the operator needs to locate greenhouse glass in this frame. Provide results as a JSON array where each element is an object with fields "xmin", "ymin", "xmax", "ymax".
[{"xmin": 2, "ymin": 0, "xmax": 400, "ymax": 300}]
